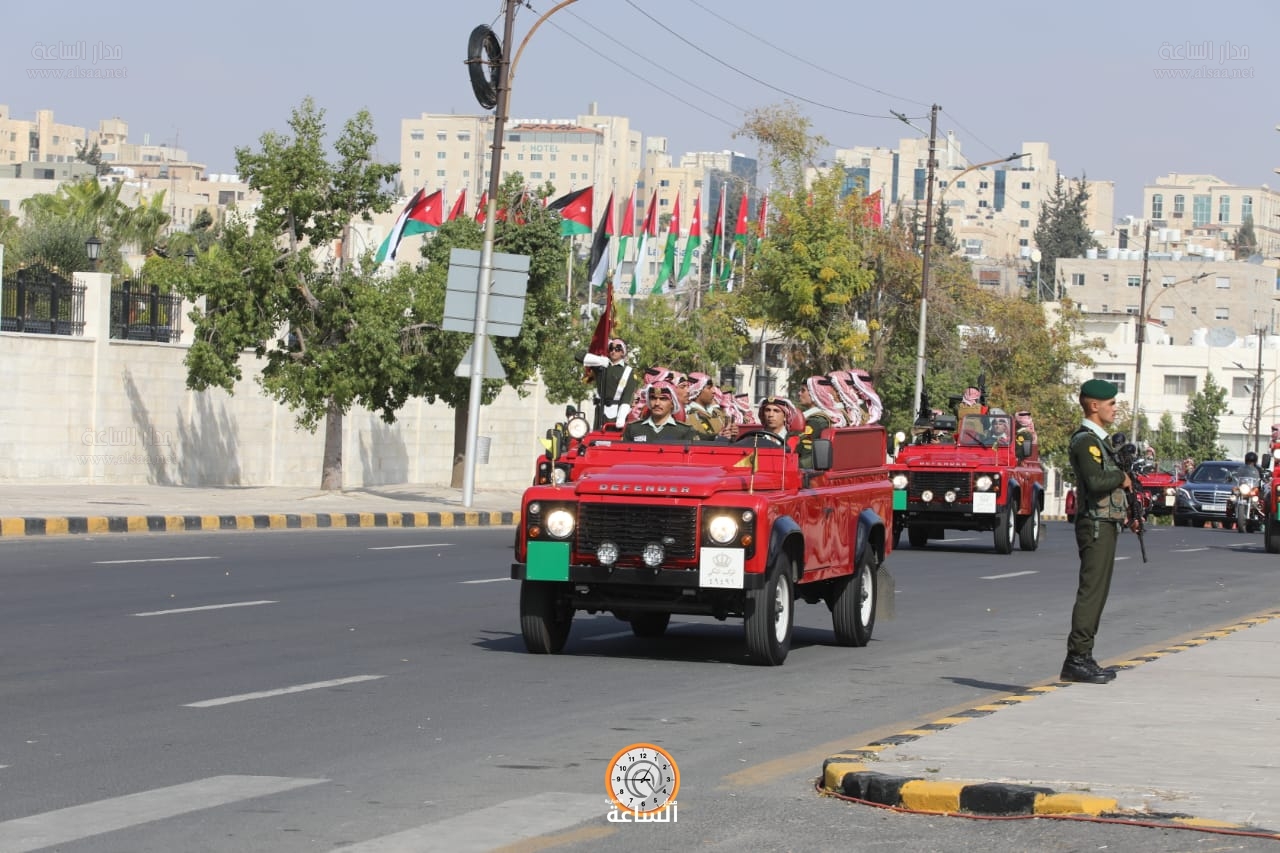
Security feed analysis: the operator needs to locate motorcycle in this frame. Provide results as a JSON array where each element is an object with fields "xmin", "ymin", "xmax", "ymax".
[{"xmin": 1228, "ymin": 472, "xmax": 1265, "ymax": 534}]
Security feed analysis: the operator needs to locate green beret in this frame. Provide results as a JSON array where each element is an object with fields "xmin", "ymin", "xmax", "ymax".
[{"xmin": 1080, "ymin": 378, "xmax": 1118, "ymax": 400}]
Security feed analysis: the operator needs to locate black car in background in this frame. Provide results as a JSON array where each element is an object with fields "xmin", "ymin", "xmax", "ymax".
[{"xmin": 1174, "ymin": 460, "xmax": 1245, "ymax": 527}]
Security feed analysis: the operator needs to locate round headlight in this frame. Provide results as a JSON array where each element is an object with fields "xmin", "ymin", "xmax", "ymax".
[
  {"xmin": 597, "ymin": 541, "xmax": 619, "ymax": 566},
  {"xmin": 642, "ymin": 543, "xmax": 665, "ymax": 567},
  {"xmin": 707, "ymin": 515, "xmax": 739, "ymax": 544},
  {"xmin": 528, "ymin": 501, "xmax": 541, "ymax": 516},
  {"xmin": 944, "ymin": 490, "xmax": 957, "ymax": 503},
  {"xmin": 921, "ymin": 489, "xmax": 934, "ymax": 502},
  {"xmin": 551, "ymin": 466, "xmax": 569, "ymax": 485},
  {"xmin": 566, "ymin": 416, "xmax": 590, "ymax": 440},
  {"xmin": 1164, "ymin": 487, "xmax": 1176, "ymax": 496},
  {"xmin": 1239, "ymin": 483, "xmax": 1254, "ymax": 496},
  {"xmin": 741, "ymin": 509, "xmax": 755, "ymax": 523},
  {"xmin": 892, "ymin": 474, "xmax": 908, "ymax": 490},
  {"xmin": 545, "ymin": 509, "xmax": 575, "ymax": 539},
  {"xmin": 975, "ymin": 475, "xmax": 994, "ymax": 491}
]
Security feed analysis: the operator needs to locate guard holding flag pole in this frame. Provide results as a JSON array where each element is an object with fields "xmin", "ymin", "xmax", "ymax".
[{"xmin": 580, "ymin": 286, "xmax": 634, "ymax": 430}]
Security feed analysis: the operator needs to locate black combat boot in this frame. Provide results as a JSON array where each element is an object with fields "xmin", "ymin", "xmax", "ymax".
[
  {"xmin": 1060, "ymin": 654, "xmax": 1111, "ymax": 684},
  {"xmin": 1086, "ymin": 656, "xmax": 1118, "ymax": 681}
]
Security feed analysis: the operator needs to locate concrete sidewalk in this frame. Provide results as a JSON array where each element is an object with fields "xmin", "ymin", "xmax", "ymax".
[
  {"xmin": 823, "ymin": 611, "xmax": 1280, "ymax": 837},
  {"xmin": 0, "ymin": 483, "xmax": 522, "ymax": 536}
]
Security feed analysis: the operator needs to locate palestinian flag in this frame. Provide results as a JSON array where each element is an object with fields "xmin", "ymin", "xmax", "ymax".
[
  {"xmin": 549, "ymin": 186, "xmax": 593, "ymax": 236},
  {"xmin": 654, "ymin": 192, "xmax": 680, "ymax": 295},
  {"xmin": 588, "ymin": 191, "xmax": 614, "ymax": 289},
  {"xmin": 448, "ymin": 189, "xmax": 467, "ymax": 222},
  {"xmin": 676, "ymin": 194, "xmax": 702, "ymax": 287},
  {"xmin": 375, "ymin": 188, "xmax": 443, "ymax": 264},
  {"xmin": 631, "ymin": 189, "xmax": 658, "ymax": 296}
]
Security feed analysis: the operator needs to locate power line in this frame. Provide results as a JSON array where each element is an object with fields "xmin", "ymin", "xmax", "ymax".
[
  {"xmin": 685, "ymin": 0, "xmax": 931, "ymax": 110},
  {"xmin": 622, "ymin": 0, "xmax": 900, "ymax": 121}
]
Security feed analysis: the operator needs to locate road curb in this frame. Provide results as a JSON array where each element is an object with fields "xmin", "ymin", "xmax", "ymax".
[
  {"xmin": 820, "ymin": 611, "xmax": 1280, "ymax": 833},
  {"xmin": 0, "ymin": 510, "xmax": 516, "ymax": 537}
]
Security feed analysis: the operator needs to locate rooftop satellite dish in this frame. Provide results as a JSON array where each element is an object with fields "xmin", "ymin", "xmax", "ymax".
[{"xmin": 1206, "ymin": 327, "xmax": 1237, "ymax": 347}]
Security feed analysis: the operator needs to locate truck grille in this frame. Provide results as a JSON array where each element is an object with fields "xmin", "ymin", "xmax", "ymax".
[
  {"xmin": 578, "ymin": 504, "xmax": 698, "ymax": 559},
  {"xmin": 908, "ymin": 471, "xmax": 972, "ymax": 501}
]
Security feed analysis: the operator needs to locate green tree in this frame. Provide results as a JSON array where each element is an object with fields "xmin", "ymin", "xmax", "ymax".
[
  {"xmin": 1232, "ymin": 214, "xmax": 1258, "ymax": 259},
  {"xmin": 736, "ymin": 102, "xmax": 875, "ymax": 377},
  {"xmin": 1149, "ymin": 411, "xmax": 1183, "ymax": 464},
  {"xmin": 1033, "ymin": 176, "xmax": 1098, "ymax": 278},
  {"xmin": 1182, "ymin": 373, "xmax": 1229, "ymax": 461},
  {"xmin": 933, "ymin": 205, "xmax": 959, "ymax": 256},
  {"xmin": 177, "ymin": 97, "xmax": 399, "ymax": 490},
  {"xmin": 74, "ymin": 140, "xmax": 112, "ymax": 176}
]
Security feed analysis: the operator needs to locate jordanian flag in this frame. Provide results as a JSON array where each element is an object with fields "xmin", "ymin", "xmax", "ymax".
[
  {"xmin": 375, "ymin": 188, "xmax": 443, "ymax": 263},
  {"xmin": 549, "ymin": 186, "xmax": 593, "ymax": 236},
  {"xmin": 754, "ymin": 194, "xmax": 769, "ymax": 250},
  {"xmin": 447, "ymin": 188, "xmax": 467, "ymax": 222},
  {"xmin": 725, "ymin": 189, "xmax": 749, "ymax": 290},
  {"xmin": 588, "ymin": 191, "xmax": 614, "ymax": 289},
  {"xmin": 676, "ymin": 194, "xmax": 702, "ymax": 287},
  {"xmin": 631, "ymin": 189, "xmax": 658, "ymax": 296},
  {"xmin": 616, "ymin": 187, "xmax": 635, "ymax": 268},
  {"xmin": 654, "ymin": 192, "xmax": 680, "ymax": 295},
  {"xmin": 708, "ymin": 191, "xmax": 726, "ymax": 291}
]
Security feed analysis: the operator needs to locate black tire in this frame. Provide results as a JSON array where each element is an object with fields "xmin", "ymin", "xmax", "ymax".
[
  {"xmin": 630, "ymin": 612, "xmax": 671, "ymax": 638},
  {"xmin": 1066, "ymin": 513, "xmax": 1075, "ymax": 524},
  {"xmin": 890, "ymin": 524, "xmax": 901, "ymax": 551},
  {"xmin": 908, "ymin": 526, "xmax": 928, "ymax": 548},
  {"xmin": 467, "ymin": 25, "xmax": 502, "ymax": 110},
  {"xmin": 831, "ymin": 547, "xmax": 877, "ymax": 647},
  {"xmin": 519, "ymin": 580, "xmax": 573, "ymax": 654},
  {"xmin": 1018, "ymin": 505, "xmax": 1041, "ymax": 551},
  {"xmin": 993, "ymin": 506, "xmax": 1014, "ymax": 554},
  {"xmin": 1266, "ymin": 513, "xmax": 1280, "ymax": 554},
  {"xmin": 745, "ymin": 554, "xmax": 795, "ymax": 665}
]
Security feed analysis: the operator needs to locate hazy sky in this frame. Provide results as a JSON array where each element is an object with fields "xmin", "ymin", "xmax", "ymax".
[{"xmin": 5, "ymin": 0, "xmax": 1276, "ymax": 219}]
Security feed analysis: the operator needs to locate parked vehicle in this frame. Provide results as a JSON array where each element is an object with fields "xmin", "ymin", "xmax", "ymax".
[
  {"xmin": 1174, "ymin": 461, "xmax": 1246, "ymax": 527},
  {"xmin": 511, "ymin": 424, "xmax": 895, "ymax": 665},
  {"xmin": 890, "ymin": 410, "xmax": 1045, "ymax": 554}
]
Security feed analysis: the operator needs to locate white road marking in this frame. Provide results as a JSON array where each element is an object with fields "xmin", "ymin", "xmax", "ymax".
[
  {"xmin": 945, "ymin": 536, "xmax": 977, "ymax": 542},
  {"xmin": 368, "ymin": 543, "xmax": 453, "ymax": 551},
  {"xmin": 339, "ymin": 791, "xmax": 602, "ymax": 852},
  {"xmin": 1115, "ymin": 556, "xmax": 1132, "ymax": 561},
  {"xmin": 184, "ymin": 675, "xmax": 385, "ymax": 708},
  {"xmin": 0, "ymin": 775, "xmax": 325, "ymax": 852},
  {"xmin": 979, "ymin": 570, "xmax": 1038, "ymax": 580},
  {"xmin": 460, "ymin": 577, "xmax": 510, "ymax": 584},
  {"xmin": 134, "ymin": 600, "xmax": 277, "ymax": 617},
  {"xmin": 93, "ymin": 556, "xmax": 218, "ymax": 565},
  {"xmin": 1173, "ymin": 547, "xmax": 1210, "ymax": 552}
]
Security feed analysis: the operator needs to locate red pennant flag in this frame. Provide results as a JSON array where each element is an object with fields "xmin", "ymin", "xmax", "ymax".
[
  {"xmin": 734, "ymin": 191, "xmax": 750, "ymax": 242},
  {"xmin": 587, "ymin": 279, "xmax": 614, "ymax": 357},
  {"xmin": 448, "ymin": 189, "xmax": 467, "ymax": 222},
  {"xmin": 862, "ymin": 190, "xmax": 883, "ymax": 228},
  {"xmin": 618, "ymin": 188, "xmax": 635, "ymax": 239},
  {"xmin": 475, "ymin": 191, "xmax": 488, "ymax": 223},
  {"xmin": 756, "ymin": 195, "xmax": 769, "ymax": 242}
]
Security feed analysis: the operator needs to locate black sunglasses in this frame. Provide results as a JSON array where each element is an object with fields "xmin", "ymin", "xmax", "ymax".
[{"xmin": 609, "ymin": 344, "xmax": 623, "ymax": 351}]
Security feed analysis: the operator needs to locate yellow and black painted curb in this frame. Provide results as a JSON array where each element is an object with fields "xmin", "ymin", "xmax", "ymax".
[
  {"xmin": 0, "ymin": 510, "xmax": 515, "ymax": 537},
  {"xmin": 820, "ymin": 610, "xmax": 1280, "ymax": 835}
]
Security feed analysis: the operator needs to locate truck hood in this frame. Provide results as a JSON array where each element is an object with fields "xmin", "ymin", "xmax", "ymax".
[
  {"xmin": 575, "ymin": 463, "xmax": 782, "ymax": 498},
  {"xmin": 894, "ymin": 447, "xmax": 1010, "ymax": 468}
]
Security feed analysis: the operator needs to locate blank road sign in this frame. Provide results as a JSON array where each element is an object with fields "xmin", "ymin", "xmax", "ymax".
[{"xmin": 443, "ymin": 248, "xmax": 530, "ymax": 337}]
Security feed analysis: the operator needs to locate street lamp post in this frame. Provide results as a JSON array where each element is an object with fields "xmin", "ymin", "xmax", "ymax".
[
  {"xmin": 85, "ymin": 234, "xmax": 102, "ymax": 271},
  {"xmin": 907, "ymin": 138, "xmax": 1029, "ymax": 415},
  {"xmin": 1131, "ymin": 259, "xmax": 1209, "ymax": 444},
  {"xmin": 1233, "ymin": 327, "xmax": 1267, "ymax": 457}
]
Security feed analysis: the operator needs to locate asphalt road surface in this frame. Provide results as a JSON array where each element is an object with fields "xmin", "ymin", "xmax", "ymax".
[{"xmin": 1, "ymin": 521, "xmax": 1277, "ymax": 852}]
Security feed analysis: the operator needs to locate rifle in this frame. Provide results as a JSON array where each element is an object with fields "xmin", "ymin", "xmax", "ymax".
[{"xmin": 1110, "ymin": 434, "xmax": 1148, "ymax": 563}]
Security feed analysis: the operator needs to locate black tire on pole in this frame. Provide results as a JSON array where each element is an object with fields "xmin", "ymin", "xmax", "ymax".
[{"xmin": 467, "ymin": 25, "xmax": 502, "ymax": 110}]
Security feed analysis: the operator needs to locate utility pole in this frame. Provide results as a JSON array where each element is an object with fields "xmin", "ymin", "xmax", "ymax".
[
  {"xmin": 462, "ymin": 0, "xmax": 517, "ymax": 507},
  {"xmin": 911, "ymin": 104, "xmax": 940, "ymax": 418},
  {"xmin": 1253, "ymin": 324, "xmax": 1264, "ymax": 457},
  {"xmin": 1132, "ymin": 225, "xmax": 1153, "ymax": 444}
]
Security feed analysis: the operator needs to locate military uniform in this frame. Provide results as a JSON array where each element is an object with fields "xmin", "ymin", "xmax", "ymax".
[
  {"xmin": 797, "ymin": 408, "xmax": 832, "ymax": 468},
  {"xmin": 686, "ymin": 401, "xmax": 727, "ymax": 439},
  {"xmin": 1063, "ymin": 378, "xmax": 1131, "ymax": 684},
  {"xmin": 621, "ymin": 418, "xmax": 696, "ymax": 444},
  {"xmin": 582, "ymin": 352, "xmax": 637, "ymax": 430}
]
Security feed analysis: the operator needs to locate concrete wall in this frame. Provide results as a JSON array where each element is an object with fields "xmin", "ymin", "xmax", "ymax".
[{"xmin": 0, "ymin": 273, "xmax": 576, "ymax": 488}]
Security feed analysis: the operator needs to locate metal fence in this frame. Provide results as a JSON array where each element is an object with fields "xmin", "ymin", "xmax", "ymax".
[
  {"xmin": 110, "ymin": 280, "xmax": 183, "ymax": 342},
  {"xmin": 0, "ymin": 262, "xmax": 86, "ymax": 336}
]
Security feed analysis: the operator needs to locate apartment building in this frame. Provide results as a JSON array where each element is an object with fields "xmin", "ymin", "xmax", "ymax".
[
  {"xmin": 828, "ymin": 133, "xmax": 1114, "ymax": 262},
  {"xmin": 0, "ymin": 106, "xmax": 87, "ymax": 166},
  {"xmin": 1057, "ymin": 248, "xmax": 1278, "ymax": 345},
  {"xmin": 1142, "ymin": 173, "xmax": 1280, "ymax": 259},
  {"xmin": 398, "ymin": 103, "xmax": 642, "ymax": 222}
]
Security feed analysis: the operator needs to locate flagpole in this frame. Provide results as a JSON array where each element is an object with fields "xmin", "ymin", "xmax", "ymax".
[{"xmin": 462, "ymin": 0, "xmax": 517, "ymax": 508}]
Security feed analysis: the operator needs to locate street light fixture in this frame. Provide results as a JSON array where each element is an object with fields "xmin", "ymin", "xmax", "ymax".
[
  {"xmin": 1131, "ymin": 269, "xmax": 1209, "ymax": 443},
  {"xmin": 910, "ymin": 149, "xmax": 1030, "ymax": 417},
  {"xmin": 85, "ymin": 234, "xmax": 102, "ymax": 271},
  {"xmin": 184, "ymin": 247, "xmax": 197, "ymax": 268}
]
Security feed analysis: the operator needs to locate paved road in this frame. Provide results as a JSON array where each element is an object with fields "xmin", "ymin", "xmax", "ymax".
[{"xmin": 0, "ymin": 522, "xmax": 1277, "ymax": 851}]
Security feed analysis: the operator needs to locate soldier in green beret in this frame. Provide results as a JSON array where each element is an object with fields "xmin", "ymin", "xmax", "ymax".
[{"xmin": 1062, "ymin": 377, "xmax": 1136, "ymax": 684}]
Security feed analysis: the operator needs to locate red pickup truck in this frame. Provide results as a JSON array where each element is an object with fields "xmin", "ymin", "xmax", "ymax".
[{"xmin": 512, "ymin": 425, "xmax": 894, "ymax": 665}]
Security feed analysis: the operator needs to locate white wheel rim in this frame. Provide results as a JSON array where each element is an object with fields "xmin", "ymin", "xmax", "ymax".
[
  {"xmin": 774, "ymin": 576, "xmax": 791, "ymax": 643},
  {"xmin": 858, "ymin": 564, "xmax": 873, "ymax": 623}
]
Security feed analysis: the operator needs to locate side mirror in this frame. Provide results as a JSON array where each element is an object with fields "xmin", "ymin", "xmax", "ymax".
[
  {"xmin": 1017, "ymin": 436, "xmax": 1033, "ymax": 459},
  {"xmin": 810, "ymin": 438, "xmax": 833, "ymax": 471}
]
